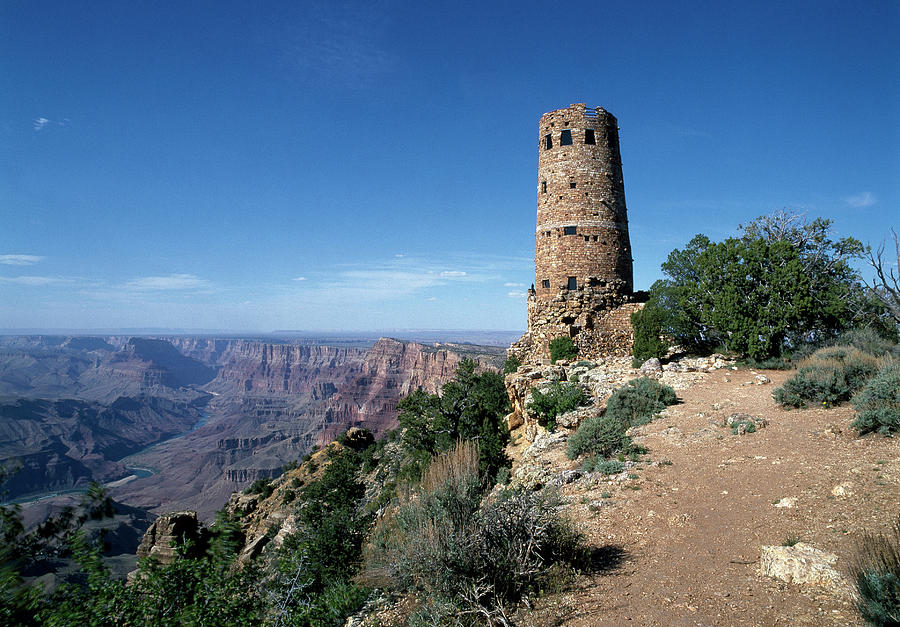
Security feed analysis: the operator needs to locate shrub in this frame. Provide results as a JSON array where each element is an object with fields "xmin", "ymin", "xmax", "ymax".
[
  {"xmin": 774, "ymin": 346, "xmax": 881, "ymax": 408},
  {"xmin": 529, "ymin": 382, "xmax": 589, "ymax": 430},
  {"xmin": 244, "ymin": 478, "xmax": 274, "ymax": 499},
  {"xmin": 583, "ymin": 458, "xmax": 624, "ymax": 475},
  {"xmin": 549, "ymin": 337, "xmax": 577, "ymax": 363},
  {"xmin": 503, "ymin": 355, "xmax": 522, "ymax": 374},
  {"xmin": 566, "ymin": 378, "xmax": 677, "ymax": 460},
  {"xmin": 565, "ymin": 414, "xmax": 631, "ymax": 460},
  {"xmin": 270, "ymin": 444, "xmax": 374, "ymax": 624},
  {"xmin": 852, "ymin": 362, "xmax": 900, "ymax": 435},
  {"xmin": 833, "ymin": 327, "xmax": 897, "ymax": 357},
  {"xmin": 848, "ymin": 516, "xmax": 900, "ymax": 626},
  {"xmin": 739, "ymin": 355, "xmax": 795, "ymax": 370},
  {"xmin": 362, "ymin": 441, "xmax": 583, "ymax": 623},
  {"xmin": 631, "ymin": 301, "xmax": 668, "ymax": 365},
  {"xmin": 605, "ymin": 377, "xmax": 678, "ymax": 428}
]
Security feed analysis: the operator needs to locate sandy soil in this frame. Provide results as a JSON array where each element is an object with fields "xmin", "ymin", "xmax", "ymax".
[{"xmin": 518, "ymin": 367, "xmax": 899, "ymax": 626}]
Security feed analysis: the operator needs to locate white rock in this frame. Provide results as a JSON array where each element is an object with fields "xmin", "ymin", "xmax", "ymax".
[
  {"xmin": 758, "ymin": 543, "xmax": 849, "ymax": 594},
  {"xmin": 774, "ymin": 497, "xmax": 798, "ymax": 508},
  {"xmin": 831, "ymin": 482, "xmax": 854, "ymax": 498}
]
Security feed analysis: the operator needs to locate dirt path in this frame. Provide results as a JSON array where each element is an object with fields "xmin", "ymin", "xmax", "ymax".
[{"xmin": 520, "ymin": 368, "xmax": 899, "ymax": 626}]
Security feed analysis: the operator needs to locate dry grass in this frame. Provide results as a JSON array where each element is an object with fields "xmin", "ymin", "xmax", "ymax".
[
  {"xmin": 847, "ymin": 516, "xmax": 900, "ymax": 625},
  {"xmin": 421, "ymin": 439, "xmax": 479, "ymax": 494}
]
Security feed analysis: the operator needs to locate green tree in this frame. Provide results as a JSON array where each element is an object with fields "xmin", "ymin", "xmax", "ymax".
[
  {"xmin": 397, "ymin": 359, "xmax": 511, "ymax": 484},
  {"xmin": 80, "ymin": 481, "xmax": 114, "ymax": 520},
  {"xmin": 650, "ymin": 212, "xmax": 872, "ymax": 359},
  {"xmin": 630, "ymin": 300, "xmax": 669, "ymax": 365}
]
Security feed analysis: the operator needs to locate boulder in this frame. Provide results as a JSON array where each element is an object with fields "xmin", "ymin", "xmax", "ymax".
[
  {"xmin": 136, "ymin": 510, "xmax": 205, "ymax": 564},
  {"xmin": 758, "ymin": 543, "xmax": 848, "ymax": 594}
]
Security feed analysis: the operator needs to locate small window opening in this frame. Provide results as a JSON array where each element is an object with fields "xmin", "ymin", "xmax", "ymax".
[
  {"xmin": 584, "ymin": 128, "xmax": 596, "ymax": 144},
  {"xmin": 541, "ymin": 181, "xmax": 547, "ymax": 193},
  {"xmin": 544, "ymin": 134, "xmax": 552, "ymax": 150},
  {"xmin": 592, "ymin": 235, "xmax": 598, "ymax": 241},
  {"xmin": 541, "ymin": 279, "xmax": 550, "ymax": 289},
  {"xmin": 584, "ymin": 235, "xmax": 590, "ymax": 242},
  {"xmin": 560, "ymin": 129, "xmax": 573, "ymax": 145},
  {"xmin": 567, "ymin": 277, "xmax": 577, "ymax": 290},
  {"xmin": 570, "ymin": 181, "xmax": 577, "ymax": 189},
  {"xmin": 563, "ymin": 226, "xmax": 577, "ymax": 235}
]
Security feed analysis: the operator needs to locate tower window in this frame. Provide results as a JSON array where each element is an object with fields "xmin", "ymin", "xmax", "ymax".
[
  {"xmin": 544, "ymin": 134, "xmax": 552, "ymax": 150},
  {"xmin": 584, "ymin": 235, "xmax": 590, "ymax": 242},
  {"xmin": 563, "ymin": 226, "xmax": 577, "ymax": 235},
  {"xmin": 560, "ymin": 129, "xmax": 573, "ymax": 145},
  {"xmin": 541, "ymin": 279, "xmax": 550, "ymax": 289},
  {"xmin": 567, "ymin": 277, "xmax": 577, "ymax": 290},
  {"xmin": 541, "ymin": 181, "xmax": 547, "ymax": 193},
  {"xmin": 570, "ymin": 181, "xmax": 577, "ymax": 189},
  {"xmin": 584, "ymin": 128, "xmax": 596, "ymax": 144}
]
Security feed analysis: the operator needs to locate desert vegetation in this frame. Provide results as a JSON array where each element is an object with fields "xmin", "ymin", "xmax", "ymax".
[
  {"xmin": 1, "ymin": 359, "xmax": 589, "ymax": 625},
  {"xmin": 847, "ymin": 516, "xmax": 900, "ymax": 626},
  {"xmin": 362, "ymin": 441, "xmax": 583, "ymax": 625},
  {"xmin": 528, "ymin": 381, "xmax": 590, "ymax": 430},
  {"xmin": 566, "ymin": 377, "xmax": 677, "ymax": 463},
  {"xmin": 630, "ymin": 212, "xmax": 896, "ymax": 364},
  {"xmin": 549, "ymin": 336, "xmax": 578, "ymax": 363}
]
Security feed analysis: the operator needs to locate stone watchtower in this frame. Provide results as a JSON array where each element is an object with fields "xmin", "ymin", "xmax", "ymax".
[{"xmin": 511, "ymin": 104, "xmax": 641, "ymax": 362}]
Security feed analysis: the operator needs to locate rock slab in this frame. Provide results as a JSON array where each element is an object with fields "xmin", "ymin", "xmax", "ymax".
[{"xmin": 758, "ymin": 543, "xmax": 848, "ymax": 594}]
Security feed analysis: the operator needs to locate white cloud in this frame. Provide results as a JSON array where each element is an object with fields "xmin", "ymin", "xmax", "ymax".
[
  {"xmin": 426, "ymin": 297, "xmax": 437, "ymax": 301},
  {"xmin": 0, "ymin": 275, "xmax": 65, "ymax": 286},
  {"xmin": 0, "ymin": 254, "xmax": 45, "ymax": 266},
  {"xmin": 440, "ymin": 270, "xmax": 467, "ymax": 277},
  {"xmin": 33, "ymin": 117, "xmax": 50, "ymax": 131},
  {"xmin": 845, "ymin": 192, "xmax": 877, "ymax": 208},
  {"xmin": 504, "ymin": 282, "xmax": 525, "ymax": 287},
  {"xmin": 394, "ymin": 253, "xmax": 405, "ymax": 258},
  {"xmin": 507, "ymin": 291, "xmax": 526, "ymax": 298},
  {"xmin": 293, "ymin": 276, "xmax": 307, "ymax": 281},
  {"xmin": 124, "ymin": 274, "xmax": 210, "ymax": 291}
]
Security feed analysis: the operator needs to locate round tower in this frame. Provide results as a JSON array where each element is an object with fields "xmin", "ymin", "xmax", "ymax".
[{"xmin": 534, "ymin": 103, "xmax": 633, "ymax": 301}]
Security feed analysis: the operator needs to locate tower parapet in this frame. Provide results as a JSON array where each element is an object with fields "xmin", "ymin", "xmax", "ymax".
[{"xmin": 511, "ymin": 104, "xmax": 640, "ymax": 363}]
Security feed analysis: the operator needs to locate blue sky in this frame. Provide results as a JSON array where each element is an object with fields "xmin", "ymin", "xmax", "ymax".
[{"xmin": 1, "ymin": 0, "xmax": 897, "ymax": 333}]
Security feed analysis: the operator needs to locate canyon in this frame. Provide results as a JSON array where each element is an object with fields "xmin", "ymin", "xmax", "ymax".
[{"xmin": 0, "ymin": 334, "xmax": 505, "ymax": 520}]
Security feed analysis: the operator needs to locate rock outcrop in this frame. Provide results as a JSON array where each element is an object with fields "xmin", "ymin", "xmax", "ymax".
[
  {"xmin": 136, "ymin": 511, "xmax": 205, "ymax": 564},
  {"xmin": 758, "ymin": 543, "xmax": 849, "ymax": 594}
]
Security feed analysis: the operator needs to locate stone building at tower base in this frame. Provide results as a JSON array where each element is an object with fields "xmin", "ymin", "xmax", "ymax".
[{"xmin": 509, "ymin": 280, "xmax": 644, "ymax": 363}]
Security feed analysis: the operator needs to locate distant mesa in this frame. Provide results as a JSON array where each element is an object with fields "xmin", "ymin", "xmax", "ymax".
[
  {"xmin": 63, "ymin": 337, "xmax": 115, "ymax": 352},
  {"xmin": 126, "ymin": 338, "xmax": 217, "ymax": 387}
]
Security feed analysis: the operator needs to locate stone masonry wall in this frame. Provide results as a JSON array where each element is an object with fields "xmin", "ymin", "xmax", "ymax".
[
  {"xmin": 512, "ymin": 103, "xmax": 638, "ymax": 363},
  {"xmin": 535, "ymin": 103, "xmax": 632, "ymax": 299},
  {"xmin": 509, "ymin": 284, "xmax": 643, "ymax": 362}
]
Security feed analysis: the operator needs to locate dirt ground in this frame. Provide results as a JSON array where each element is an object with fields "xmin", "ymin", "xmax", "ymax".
[{"xmin": 517, "ymin": 367, "xmax": 899, "ymax": 626}]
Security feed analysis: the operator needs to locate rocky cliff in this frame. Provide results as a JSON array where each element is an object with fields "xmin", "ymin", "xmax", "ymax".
[{"xmin": 110, "ymin": 337, "xmax": 503, "ymax": 519}]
